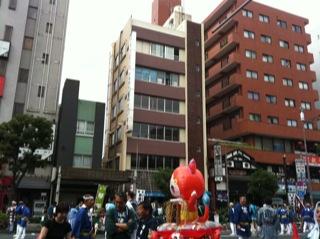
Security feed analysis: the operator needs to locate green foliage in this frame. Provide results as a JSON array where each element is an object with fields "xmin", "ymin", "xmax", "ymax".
[
  {"xmin": 248, "ymin": 169, "xmax": 278, "ymax": 205},
  {"xmin": 153, "ymin": 168, "xmax": 173, "ymax": 199},
  {"xmin": 0, "ymin": 114, "xmax": 53, "ymax": 192},
  {"xmin": 217, "ymin": 207, "xmax": 229, "ymax": 224},
  {"xmin": 0, "ymin": 212, "xmax": 8, "ymax": 229}
]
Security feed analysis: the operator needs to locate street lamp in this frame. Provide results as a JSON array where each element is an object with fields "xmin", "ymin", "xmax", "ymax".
[
  {"xmin": 282, "ymin": 154, "xmax": 288, "ymax": 196},
  {"xmin": 300, "ymin": 108, "xmax": 314, "ymax": 205}
]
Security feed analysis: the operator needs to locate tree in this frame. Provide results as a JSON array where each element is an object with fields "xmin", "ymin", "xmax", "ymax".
[
  {"xmin": 153, "ymin": 168, "xmax": 173, "ymax": 199},
  {"xmin": 0, "ymin": 115, "xmax": 53, "ymax": 196},
  {"xmin": 248, "ymin": 169, "xmax": 278, "ymax": 205}
]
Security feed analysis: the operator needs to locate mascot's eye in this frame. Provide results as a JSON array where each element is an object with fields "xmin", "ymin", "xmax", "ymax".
[{"xmin": 170, "ymin": 185, "xmax": 175, "ymax": 192}]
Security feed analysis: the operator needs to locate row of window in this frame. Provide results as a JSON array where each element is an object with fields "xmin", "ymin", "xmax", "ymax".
[
  {"xmin": 111, "ymin": 97, "xmax": 125, "ymax": 119},
  {"xmin": 131, "ymin": 154, "xmax": 180, "ymax": 171},
  {"xmin": 110, "ymin": 127, "xmax": 122, "ymax": 146},
  {"xmin": 242, "ymin": 9, "xmax": 303, "ymax": 33},
  {"xmin": 76, "ymin": 120, "xmax": 95, "ymax": 136},
  {"xmin": 134, "ymin": 94, "xmax": 180, "ymax": 114},
  {"xmin": 245, "ymin": 50, "xmax": 307, "ymax": 70},
  {"xmin": 248, "ymin": 113, "xmax": 314, "ymax": 129},
  {"xmin": 254, "ymin": 136, "xmax": 292, "ymax": 153},
  {"xmin": 133, "ymin": 122, "xmax": 180, "ymax": 142},
  {"xmin": 73, "ymin": 154, "xmax": 92, "ymax": 169},
  {"xmin": 244, "ymin": 30, "xmax": 305, "ymax": 53},
  {"xmin": 247, "ymin": 92, "xmax": 312, "ymax": 109},
  {"xmin": 246, "ymin": 71, "xmax": 309, "ymax": 89},
  {"xmin": 135, "ymin": 66, "xmax": 180, "ymax": 87},
  {"xmin": 136, "ymin": 40, "xmax": 180, "ymax": 61}
]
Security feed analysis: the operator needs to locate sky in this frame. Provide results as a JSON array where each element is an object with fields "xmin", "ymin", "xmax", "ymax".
[{"xmin": 60, "ymin": 0, "xmax": 320, "ymax": 103}]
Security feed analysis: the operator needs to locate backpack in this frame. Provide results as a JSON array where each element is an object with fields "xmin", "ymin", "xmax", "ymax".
[{"xmin": 262, "ymin": 207, "xmax": 275, "ymax": 224}]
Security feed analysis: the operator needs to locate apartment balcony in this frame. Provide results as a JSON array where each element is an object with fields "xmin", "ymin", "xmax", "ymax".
[
  {"xmin": 206, "ymin": 33, "xmax": 240, "ymax": 69},
  {"xmin": 206, "ymin": 73, "xmax": 241, "ymax": 105},
  {"xmin": 206, "ymin": 52, "xmax": 240, "ymax": 86},
  {"xmin": 307, "ymin": 52, "xmax": 314, "ymax": 64},
  {"xmin": 211, "ymin": 118, "xmax": 320, "ymax": 142},
  {"xmin": 205, "ymin": 18, "xmax": 238, "ymax": 49},
  {"xmin": 207, "ymin": 95, "xmax": 243, "ymax": 124},
  {"xmin": 306, "ymin": 33, "xmax": 311, "ymax": 45}
]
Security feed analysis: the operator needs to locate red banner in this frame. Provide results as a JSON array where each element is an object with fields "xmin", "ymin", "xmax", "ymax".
[
  {"xmin": 0, "ymin": 75, "xmax": 5, "ymax": 96},
  {"xmin": 306, "ymin": 155, "xmax": 320, "ymax": 167}
]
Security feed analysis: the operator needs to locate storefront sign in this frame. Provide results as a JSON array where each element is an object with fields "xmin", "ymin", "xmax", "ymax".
[
  {"xmin": 295, "ymin": 159, "xmax": 306, "ymax": 181},
  {"xmin": 95, "ymin": 184, "xmax": 107, "ymax": 210},
  {"xmin": 228, "ymin": 169, "xmax": 247, "ymax": 176},
  {"xmin": 306, "ymin": 156, "xmax": 320, "ymax": 167},
  {"xmin": 214, "ymin": 144, "xmax": 223, "ymax": 179},
  {"xmin": 0, "ymin": 40, "xmax": 10, "ymax": 59}
]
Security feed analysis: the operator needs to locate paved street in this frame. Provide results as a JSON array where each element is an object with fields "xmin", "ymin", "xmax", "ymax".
[{"xmin": 0, "ymin": 232, "xmax": 297, "ymax": 239}]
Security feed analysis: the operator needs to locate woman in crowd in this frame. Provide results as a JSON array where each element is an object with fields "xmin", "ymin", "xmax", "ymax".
[{"xmin": 38, "ymin": 203, "xmax": 72, "ymax": 239}]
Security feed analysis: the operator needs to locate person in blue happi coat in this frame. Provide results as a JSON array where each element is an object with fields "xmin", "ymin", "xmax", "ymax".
[
  {"xmin": 15, "ymin": 201, "xmax": 31, "ymax": 239},
  {"xmin": 234, "ymin": 195, "xmax": 251, "ymax": 239},
  {"xmin": 301, "ymin": 203, "xmax": 315, "ymax": 233},
  {"xmin": 72, "ymin": 194, "xmax": 95, "ymax": 239},
  {"xmin": 277, "ymin": 203, "xmax": 289, "ymax": 235}
]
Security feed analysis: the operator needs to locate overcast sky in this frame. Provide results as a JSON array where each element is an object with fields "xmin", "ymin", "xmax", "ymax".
[{"xmin": 60, "ymin": 0, "xmax": 320, "ymax": 103}]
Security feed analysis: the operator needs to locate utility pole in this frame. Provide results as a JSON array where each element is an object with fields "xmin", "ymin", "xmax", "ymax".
[{"xmin": 283, "ymin": 154, "xmax": 288, "ymax": 196}]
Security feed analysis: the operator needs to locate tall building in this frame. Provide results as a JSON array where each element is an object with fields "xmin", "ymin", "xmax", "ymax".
[
  {"xmin": 54, "ymin": 79, "xmax": 106, "ymax": 201},
  {"xmin": 204, "ymin": 0, "xmax": 320, "ymax": 202},
  {"xmin": 103, "ymin": 7, "xmax": 208, "ymax": 190},
  {"xmin": 152, "ymin": 0, "xmax": 181, "ymax": 26},
  {"xmin": 0, "ymin": 0, "xmax": 69, "ymax": 123}
]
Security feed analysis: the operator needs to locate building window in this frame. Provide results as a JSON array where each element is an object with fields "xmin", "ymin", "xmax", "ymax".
[
  {"xmin": 260, "ymin": 35, "xmax": 271, "ymax": 44},
  {"xmin": 248, "ymin": 91, "xmax": 260, "ymax": 101},
  {"xmin": 266, "ymin": 95, "xmax": 277, "ymax": 104},
  {"xmin": 267, "ymin": 116, "xmax": 279, "ymax": 125},
  {"xmin": 245, "ymin": 50, "xmax": 256, "ymax": 59},
  {"xmin": 281, "ymin": 58, "xmax": 291, "ymax": 68},
  {"xmin": 246, "ymin": 70, "xmax": 258, "ymax": 79},
  {"xmin": 277, "ymin": 20, "xmax": 287, "ymax": 29},
  {"xmin": 37, "ymin": 85, "xmax": 45, "ymax": 98},
  {"xmin": 133, "ymin": 122, "xmax": 179, "ymax": 142},
  {"xmin": 135, "ymin": 67, "xmax": 179, "ymax": 87},
  {"xmin": 264, "ymin": 74, "xmax": 275, "ymax": 83},
  {"xmin": 249, "ymin": 113, "xmax": 261, "ymax": 122},
  {"xmin": 23, "ymin": 37, "xmax": 33, "ymax": 50},
  {"xmin": 279, "ymin": 40, "xmax": 289, "ymax": 49},
  {"xmin": 131, "ymin": 154, "xmax": 179, "ymax": 171},
  {"xmin": 259, "ymin": 14, "xmax": 269, "ymax": 23},
  {"xmin": 13, "ymin": 103, "xmax": 24, "ymax": 116},
  {"xmin": 49, "ymin": 0, "xmax": 56, "ymax": 4},
  {"xmin": 4, "ymin": 25, "xmax": 13, "ymax": 41},
  {"xmin": 299, "ymin": 81, "xmax": 309, "ymax": 90},
  {"xmin": 27, "ymin": 6, "xmax": 38, "ymax": 19},
  {"xmin": 0, "ymin": 60, "xmax": 6, "ymax": 75},
  {"xmin": 244, "ymin": 30, "xmax": 255, "ymax": 39},
  {"xmin": 292, "ymin": 24, "xmax": 302, "ymax": 33},
  {"xmin": 223, "ymin": 117, "xmax": 232, "ymax": 130},
  {"xmin": 73, "ymin": 155, "xmax": 92, "ymax": 169},
  {"xmin": 287, "ymin": 119, "xmax": 297, "ymax": 127},
  {"xmin": 262, "ymin": 54, "xmax": 273, "ymax": 63},
  {"xmin": 294, "ymin": 44, "xmax": 304, "ymax": 53},
  {"xmin": 301, "ymin": 101, "xmax": 311, "ymax": 111},
  {"xmin": 283, "ymin": 78, "xmax": 293, "ymax": 87},
  {"xmin": 285, "ymin": 98, "xmax": 295, "ymax": 107},
  {"xmin": 46, "ymin": 22, "xmax": 53, "ymax": 34},
  {"xmin": 8, "ymin": 0, "xmax": 17, "ymax": 10},
  {"xmin": 304, "ymin": 122, "xmax": 313, "ymax": 130},
  {"xmin": 18, "ymin": 68, "xmax": 29, "ymax": 83},
  {"xmin": 296, "ymin": 63, "xmax": 306, "ymax": 71},
  {"xmin": 41, "ymin": 53, "xmax": 49, "ymax": 64},
  {"xmin": 76, "ymin": 120, "xmax": 95, "ymax": 136},
  {"xmin": 134, "ymin": 94, "xmax": 179, "ymax": 114},
  {"xmin": 242, "ymin": 9, "xmax": 253, "ymax": 18}
]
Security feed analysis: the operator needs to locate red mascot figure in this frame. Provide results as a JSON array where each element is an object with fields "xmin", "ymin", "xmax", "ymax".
[{"xmin": 170, "ymin": 159, "xmax": 209, "ymax": 224}]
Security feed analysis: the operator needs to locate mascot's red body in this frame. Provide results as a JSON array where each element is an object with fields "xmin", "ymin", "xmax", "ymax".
[{"xmin": 170, "ymin": 159, "xmax": 208, "ymax": 223}]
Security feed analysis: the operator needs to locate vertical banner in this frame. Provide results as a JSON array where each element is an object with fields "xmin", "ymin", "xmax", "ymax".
[{"xmin": 95, "ymin": 184, "xmax": 107, "ymax": 210}]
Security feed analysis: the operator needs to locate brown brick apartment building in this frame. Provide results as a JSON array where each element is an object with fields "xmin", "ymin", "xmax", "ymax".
[{"xmin": 204, "ymin": 0, "xmax": 320, "ymax": 203}]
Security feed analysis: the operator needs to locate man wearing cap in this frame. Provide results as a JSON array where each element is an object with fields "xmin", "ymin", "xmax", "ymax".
[
  {"xmin": 73, "ymin": 194, "xmax": 95, "ymax": 239},
  {"xmin": 6, "ymin": 200, "xmax": 17, "ymax": 234}
]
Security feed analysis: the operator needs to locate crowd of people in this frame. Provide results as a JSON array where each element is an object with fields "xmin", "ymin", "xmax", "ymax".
[
  {"xmin": 5, "ymin": 191, "xmax": 164, "ymax": 239},
  {"xmin": 228, "ymin": 196, "xmax": 320, "ymax": 239}
]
